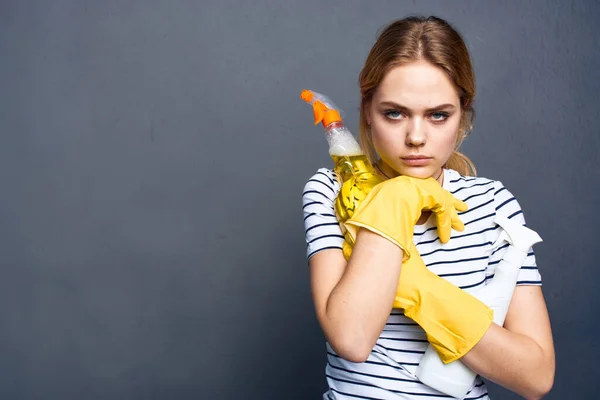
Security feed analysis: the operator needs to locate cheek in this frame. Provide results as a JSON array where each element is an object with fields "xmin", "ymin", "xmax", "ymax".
[
  {"xmin": 370, "ymin": 126, "xmax": 401, "ymax": 155},
  {"xmin": 436, "ymin": 124, "xmax": 460, "ymax": 156},
  {"xmin": 442, "ymin": 130, "xmax": 459, "ymax": 148}
]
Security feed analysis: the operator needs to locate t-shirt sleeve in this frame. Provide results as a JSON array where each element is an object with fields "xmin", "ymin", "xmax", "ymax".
[
  {"xmin": 302, "ymin": 168, "xmax": 344, "ymax": 261},
  {"xmin": 488, "ymin": 181, "xmax": 543, "ymax": 286}
]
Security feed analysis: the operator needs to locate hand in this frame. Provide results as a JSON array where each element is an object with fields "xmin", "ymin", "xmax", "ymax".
[
  {"xmin": 333, "ymin": 170, "xmax": 383, "ymax": 260},
  {"xmin": 395, "ymin": 242, "xmax": 493, "ymax": 363},
  {"xmin": 342, "ymin": 175, "xmax": 468, "ymax": 260},
  {"xmin": 396, "ymin": 175, "xmax": 468, "ymax": 243}
]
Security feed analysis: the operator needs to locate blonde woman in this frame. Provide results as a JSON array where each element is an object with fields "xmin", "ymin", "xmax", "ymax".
[{"xmin": 302, "ymin": 16, "xmax": 555, "ymax": 400}]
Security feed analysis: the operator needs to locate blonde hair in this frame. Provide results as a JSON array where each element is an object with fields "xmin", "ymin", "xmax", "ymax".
[{"xmin": 358, "ymin": 16, "xmax": 477, "ymax": 176}]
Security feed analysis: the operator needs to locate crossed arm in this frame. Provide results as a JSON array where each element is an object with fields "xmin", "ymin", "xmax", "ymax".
[
  {"xmin": 310, "ymin": 228, "xmax": 555, "ymax": 400},
  {"xmin": 461, "ymin": 284, "xmax": 555, "ymax": 399}
]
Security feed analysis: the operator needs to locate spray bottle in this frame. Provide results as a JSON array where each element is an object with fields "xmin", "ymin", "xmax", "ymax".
[
  {"xmin": 415, "ymin": 215, "xmax": 543, "ymax": 399},
  {"xmin": 300, "ymin": 89, "xmax": 383, "ymax": 259}
]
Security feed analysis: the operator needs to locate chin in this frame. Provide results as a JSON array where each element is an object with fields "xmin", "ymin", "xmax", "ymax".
[{"xmin": 397, "ymin": 166, "xmax": 438, "ymax": 180}]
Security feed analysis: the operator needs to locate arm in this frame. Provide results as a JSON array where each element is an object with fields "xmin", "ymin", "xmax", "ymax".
[
  {"xmin": 461, "ymin": 285, "xmax": 555, "ymax": 399},
  {"xmin": 309, "ymin": 228, "xmax": 404, "ymax": 362},
  {"xmin": 305, "ymin": 170, "xmax": 471, "ymax": 363}
]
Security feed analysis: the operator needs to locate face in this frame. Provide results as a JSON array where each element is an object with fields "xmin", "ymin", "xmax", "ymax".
[{"xmin": 367, "ymin": 60, "xmax": 462, "ymax": 182}]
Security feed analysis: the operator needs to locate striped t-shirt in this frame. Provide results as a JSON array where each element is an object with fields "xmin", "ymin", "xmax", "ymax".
[{"xmin": 302, "ymin": 167, "xmax": 542, "ymax": 400}]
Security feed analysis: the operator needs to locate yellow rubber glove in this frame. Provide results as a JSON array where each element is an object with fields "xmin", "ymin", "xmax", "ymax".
[
  {"xmin": 342, "ymin": 175, "xmax": 468, "ymax": 260},
  {"xmin": 342, "ymin": 175, "xmax": 493, "ymax": 363},
  {"xmin": 332, "ymin": 170, "xmax": 384, "ymax": 261},
  {"xmin": 395, "ymin": 242, "xmax": 493, "ymax": 363}
]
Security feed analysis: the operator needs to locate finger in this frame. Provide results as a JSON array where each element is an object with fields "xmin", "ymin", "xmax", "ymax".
[
  {"xmin": 453, "ymin": 197, "xmax": 469, "ymax": 212},
  {"xmin": 434, "ymin": 201, "xmax": 467, "ymax": 242},
  {"xmin": 434, "ymin": 207, "xmax": 452, "ymax": 243},
  {"xmin": 450, "ymin": 207, "xmax": 466, "ymax": 233}
]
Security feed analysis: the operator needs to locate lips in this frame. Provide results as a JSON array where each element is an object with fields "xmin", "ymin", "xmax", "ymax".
[
  {"xmin": 402, "ymin": 156, "xmax": 431, "ymax": 160},
  {"xmin": 401, "ymin": 156, "xmax": 432, "ymax": 166}
]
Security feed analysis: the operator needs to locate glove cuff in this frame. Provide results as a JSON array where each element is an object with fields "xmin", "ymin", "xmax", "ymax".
[{"xmin": 343, "ymin": 220, "xmax": 410, "ymax": 260}]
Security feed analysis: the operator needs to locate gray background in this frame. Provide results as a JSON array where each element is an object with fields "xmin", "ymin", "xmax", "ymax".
[{"xmin": 1, "ymin": 0, "xmax": 598, "ymax": 399}]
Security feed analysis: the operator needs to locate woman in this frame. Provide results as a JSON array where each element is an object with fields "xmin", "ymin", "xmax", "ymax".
[{"xmin": 302, "ymin": 16, "xmax": 555, "ymax": 399}]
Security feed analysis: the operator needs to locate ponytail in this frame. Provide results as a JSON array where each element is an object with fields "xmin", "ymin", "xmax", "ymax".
[{"xmin": 445, "ymin": 150, "xmax": 476, "ymax": 177}]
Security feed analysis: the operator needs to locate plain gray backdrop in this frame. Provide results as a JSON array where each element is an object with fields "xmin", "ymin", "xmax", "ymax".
[{"xmin": 1, "ymin": 0, "xmax": 599, "ymax": 399}]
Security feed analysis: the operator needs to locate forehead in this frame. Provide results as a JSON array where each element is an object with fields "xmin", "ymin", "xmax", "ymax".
[{"xmin": 374, "ymin": 60, "xmax": 460, "ymax": 107}]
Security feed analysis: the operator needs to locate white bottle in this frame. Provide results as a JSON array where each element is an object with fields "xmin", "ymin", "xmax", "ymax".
[{"xmin": 415, "ymin": 215, "xmax": 543, "ymax": 399}]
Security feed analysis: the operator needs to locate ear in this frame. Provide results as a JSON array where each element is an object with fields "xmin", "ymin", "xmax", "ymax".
[{"xmin": 458, "ymin": 108, "xmax": 474, "ymax": 138}]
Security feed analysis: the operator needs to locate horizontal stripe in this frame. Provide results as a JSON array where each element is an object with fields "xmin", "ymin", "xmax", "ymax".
[
  {"xmin": 306, "ymin": 222, "xmax": 341, "ymax": 234},
  {"xmin": 458, "ymin": 198, "xmax": 494, "ymax": 215},
  {"xmin": 438, "ymin": 268, "xmax": 486, "ymax": 278},
  {"xmin": 317, "ymin": 170, "xmax": 337, "ymax": 185},
  {"xmin": 508, "ymin": 210, "xmax": 523, "ymax": 219},
  {"xmin": 451, "ymin": 180, "xmax": 494, "ymax": 195},
  {"xmin": 327, "ymin": 351, "xmax": 411, "ymax": 372},
  {"xmin": 465, "ymin": 393, "xmax": 489, "ymax": 400},
  {"xmin": 370, "ymin": 348, "xmax": 421, "ymax": 366},
  {"xmin": 327, "ymin": 362, "xmax": 418, "ymax": 384},
  {"xmin": 303, "ymin": 189, "xmax": 333, "ymax": 202},
  {"xmin": 413, "ymin": 227, "xmax": 435, "ymax": 236},
  {"xmin": 417, "ymin": 226, "xmax": 497, "ymax": 245},
  {"xmin": 491, "ymin": 242, "xmax": 510, "ymax": 255},
  {"xmin": 302, "ymin": 200, "xmax": 327, "ymax": 209},
  {"xmin": 327, "ymin": 375, "xmax": 454, "ymax": 397},
  {"xmin": 307, "ymin": 246, "xmax": 342, "ymax": 259},
  {"xmin": 378, "ymin": 336, "xmax": 428, "ymax": 343},
  {"xmin": 307, "ymin": 178, "xmax": 336, "ymax": 194},
  {"xmin": 328, "ymin": 387, "xmax": 388, "ymax": 400},
  {"xmin": 459, "ymin": 276, "xmax": 487, "ymax": 290},
  {"xmin": 464, "ymin": 212, "xmax": 495, "ymax": 226},
  {"xmin": 427, "ymin": 255, "xmax": 489, "ymax": 267},
  {"xmin": 462, "ymin": 186, "xmax": 495, "ymax": 202},
  {"xmin": 489, "ymin": 250, "xmax": 535, "ymax": 264},
  {"xmin": 420, "ymin": 242, "xmax": 491, "ymax": 258},
  {"xmin": 304, "ymin": 211, "xmax": 336, "ymax": 221},
  {"xmin": 308, "ymin": 233, "xmax": 344, "ymax": 244},
  {"xmin": 377, "ymin": 344, "xmax": 425, "ymax": 355},
  {"xmin": 449, "ymin": 176, "xmax": 478, "ymax": 183},
  {"xmin": 329, "ymin": 387, "xmax": 397, "ymax": 400},
  {"xmin": 495, "ymin": 196, "xmax": 516, "ymax": 211}
]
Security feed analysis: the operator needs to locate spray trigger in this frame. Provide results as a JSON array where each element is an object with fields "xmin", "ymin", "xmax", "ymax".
[{"xmin": 491, "ymin": 215, "xmax": 543, "ymax": 252}]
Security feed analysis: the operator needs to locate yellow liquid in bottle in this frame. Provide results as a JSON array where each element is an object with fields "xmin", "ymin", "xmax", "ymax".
[{"xmin": 331, "ymin": 154, "xmax": 384, "ymax": 259}]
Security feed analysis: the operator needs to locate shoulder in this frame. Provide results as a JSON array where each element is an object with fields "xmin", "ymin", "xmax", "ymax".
[
  {"xmin": 302, "ymin": 168, "xmax": 345, "ymax": 259},
  {"xmin": 445, "ymin": 169, "xmax": 526, "ymax": 222},
  {"xmin": 302, "ymin": 168, "xmax": 340, "ymax": 204},
  {"xmin": 445, "ymin": 169, "xmax": 497, "ymax": 194}
]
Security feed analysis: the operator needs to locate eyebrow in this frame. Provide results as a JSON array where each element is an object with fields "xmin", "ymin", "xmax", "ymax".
[{"xmin": 378, "ymin": 101, "xmax": 457, "ymax": 112}]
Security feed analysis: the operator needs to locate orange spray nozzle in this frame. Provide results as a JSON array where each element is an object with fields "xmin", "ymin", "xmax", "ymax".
[
  {"xmin": 300, "ymin": 89, "xmax": 342, "ymax": 128},
  {"xmin": 300, "ymin": 89, "xmax": 314, "ymax": 103}
]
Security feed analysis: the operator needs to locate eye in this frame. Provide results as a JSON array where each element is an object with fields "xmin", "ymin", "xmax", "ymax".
[
  {"xmin": 383, "ymin": 110, "xmax": 404, "ymax": 120},
  {"xmin": 430, "ymin": 112, "xmax": 450, "ymax": 122}
]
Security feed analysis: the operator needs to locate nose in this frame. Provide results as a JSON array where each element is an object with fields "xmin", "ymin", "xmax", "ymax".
[{"xmin": 406, "ymin": 118, "xmax": 426, "ymax": 147}]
